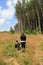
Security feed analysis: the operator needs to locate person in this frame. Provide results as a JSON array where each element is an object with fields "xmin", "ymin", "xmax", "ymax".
[
  {"xmin": 15, "ymin": 40, "xmax": 20, "ymax": 51},
  {"xmin": 20, "ymin": 33, "xmax": 26, "ymax": 52}
]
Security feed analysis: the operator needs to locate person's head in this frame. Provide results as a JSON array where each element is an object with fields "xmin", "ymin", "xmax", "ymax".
[
  {"xmin": 16, "ymin": 40, "xmax": 18, "ymax": 42},
  {"xmin": 22, "ymin": 32, "xmax": 24, "ymax": 35}
]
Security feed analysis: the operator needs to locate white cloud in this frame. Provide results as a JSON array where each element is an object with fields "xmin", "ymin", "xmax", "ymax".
[
  {"xmin": 1, "ymin": 8, "xmax": 14, "ymax": 19},
  {"xmin": 0, "ymin": 0, "xmax": 17, "ymax": 26},
  {"xmin": 7, "ymin": 0, "xmax": 12, "ymax": 6},
  {"xmin": 12, "ymin": 0, "xmax": 17, "ymax": 5},
  {"xmin": 0, "ymin": 18, "xmax": 5, "ymax": 25}
]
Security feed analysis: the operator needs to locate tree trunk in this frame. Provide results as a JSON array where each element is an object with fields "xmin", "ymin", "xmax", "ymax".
[{"xmin": 35, "ymin": 5, "xmax": 41, "ymax": 33}]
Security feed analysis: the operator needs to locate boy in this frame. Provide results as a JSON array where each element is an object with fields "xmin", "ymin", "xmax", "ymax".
[{"xmin": 15, "ymin": 40, "xmax": 20, "ymax": 51}]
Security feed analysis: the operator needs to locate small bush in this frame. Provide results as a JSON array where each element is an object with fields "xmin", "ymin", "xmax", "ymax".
[
  {"xmin": 10, "ymin": 27, "xmax": 15, "ymax": 34},
  {"xmin": 36, "ymin": 27, "xmax": 41, "ymax": 34},
  {"xmin": 25, "ymin": 29, "xmax": 31, "ymax": 34},
  {"xmin": 32, "ymin": 27, "xmax": 42, "ymax": 35},
  {"xmin": 32, "ymin": 30, "xmax": 37, "ymax": 35}
]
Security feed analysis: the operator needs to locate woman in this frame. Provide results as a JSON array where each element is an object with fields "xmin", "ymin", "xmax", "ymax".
[{"xmin": 20, "ymin": 33, "xmax": 26, "ymax": 52}]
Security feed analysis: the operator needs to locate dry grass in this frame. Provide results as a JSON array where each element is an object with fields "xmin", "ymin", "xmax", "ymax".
[{"xmin": 0, "ymin": 32, "xmax": 43, "ymax": 65}]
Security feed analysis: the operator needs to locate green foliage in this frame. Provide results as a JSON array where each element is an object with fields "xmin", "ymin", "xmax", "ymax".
[
  {"xmin": 32, "ymin": 27, "xmax": 42, "ymax": 35},
  {"xmin": 32, "ymin": 30, "xmax": 37, "ymax": 35},
  {"xmin": 15, "ymin": 0, "xmax": 43, "ymax": 33},
  {"xmin": 25, "ymin": 27, "xmax": 41, "ymax": 34},
  {"xmin": 0, "ymin": 61, "xmax": 6, "ymax": 65},
  {"xmin": 10, "ymin": 27, "xmax": 15, "ymax": 34},
  {"xmin": 25, "ymin": 29, "xmax": 31, "ymax": 34},
  {"xmin": 36, "ymin": 27, "xmax": 41, "ymax": 33}
]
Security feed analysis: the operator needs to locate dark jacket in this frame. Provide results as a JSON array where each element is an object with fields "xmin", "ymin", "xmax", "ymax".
[{"xmin": 20, "ymin": 34, "xmax": 26, "ymax": 41}]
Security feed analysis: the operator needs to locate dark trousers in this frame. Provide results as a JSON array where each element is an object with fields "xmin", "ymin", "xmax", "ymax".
[{"xmin": 21, "ymin": 42, "xmax": 26, "ymax": 48}]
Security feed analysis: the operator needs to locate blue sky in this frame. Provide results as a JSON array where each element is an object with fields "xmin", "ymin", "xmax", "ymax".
[{"xmin": 0, "ymin": 0, "xmax": 18, "ymax": 31}]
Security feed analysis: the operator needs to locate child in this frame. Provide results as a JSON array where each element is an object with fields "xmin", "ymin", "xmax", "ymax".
[{"xmin": 15, "ymin": 40, "xmax": 20, "ymax": 51}]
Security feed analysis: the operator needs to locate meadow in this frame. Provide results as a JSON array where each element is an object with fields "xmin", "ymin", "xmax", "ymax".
[{"xmin": 0, "ymin": 32, "xmax": 43, "ymax": 65}]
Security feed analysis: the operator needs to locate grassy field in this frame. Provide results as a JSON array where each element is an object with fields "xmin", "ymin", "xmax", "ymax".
[{"xmin": 0, "ymin": 32, "xmax": 43, "ymax": 65}]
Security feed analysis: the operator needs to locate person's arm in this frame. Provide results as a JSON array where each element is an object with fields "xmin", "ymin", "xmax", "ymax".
[{"xmin": 25, "ymin": 35, "xmax": 26, "ymax": 40}]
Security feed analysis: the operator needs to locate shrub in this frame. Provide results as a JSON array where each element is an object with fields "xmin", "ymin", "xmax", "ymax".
[
  {"xmin": 32, "ymin": 30, "xmax": 37, "ymax": 35},
  {"xmin": 10, "ymin": 27, "xmax": 15, "ymax": 34},
  {"xmin": 25, "ymin": 29, "xmax": 31, "ymax": 34},
  {"xmin": 36, "ymin": 27, "xmax": 41, "ymax": 34}
]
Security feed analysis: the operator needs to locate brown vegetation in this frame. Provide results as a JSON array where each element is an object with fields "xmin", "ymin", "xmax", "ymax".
[{"xmin": 0, "ymin": 32, "xmax": 43, "ymax": 65}]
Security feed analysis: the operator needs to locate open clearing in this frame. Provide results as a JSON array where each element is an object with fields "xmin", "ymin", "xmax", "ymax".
[{"xmin": 0, "ymin": 32, "xmax": 43, "ymax": 65}]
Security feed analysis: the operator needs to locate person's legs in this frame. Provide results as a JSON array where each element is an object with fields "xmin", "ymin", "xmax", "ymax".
[
  {"xmin": 23, "ymin": 42, "xmax": 26, "ymax": 48},
  {"xmin": 21, "ymin": 42, "xmax": 23, "ymax": 48},
  {"xmin": 21, "ymin": 42, "xmax": 26, "ymax": 52}
]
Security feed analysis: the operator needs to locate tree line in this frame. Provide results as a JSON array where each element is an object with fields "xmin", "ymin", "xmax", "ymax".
[{"xmin": 15, "ymin": 0, "xmax": 43, "ymax": 33}]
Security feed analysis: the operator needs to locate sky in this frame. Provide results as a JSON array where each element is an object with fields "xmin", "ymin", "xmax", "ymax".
[{"xmin": 0, "ymin": 0, "xmax": 18, "ymax": 31}]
